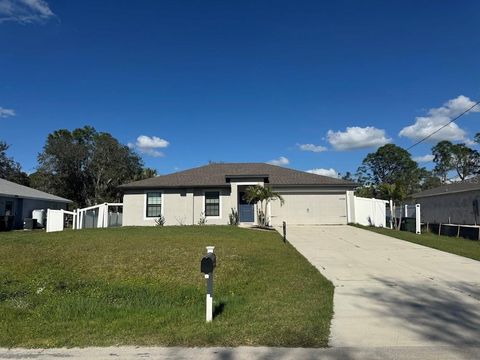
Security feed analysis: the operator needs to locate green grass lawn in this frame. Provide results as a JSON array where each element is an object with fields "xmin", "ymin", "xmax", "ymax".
[
  {"xmin": 353, "ymin": 224, "xmax": 480, "ymax": 261},
  {"xmin": 0, "ymin": 226, "xmax": 333, "ymax": 348}
]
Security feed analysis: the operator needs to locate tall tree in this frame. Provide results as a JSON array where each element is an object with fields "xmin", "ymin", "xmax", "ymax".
[
  {"xmin": 36, "ymin": 127, "xmax": 95, "ymax": 205},
  {"xmin": 341, "ymin": 171, "xmax": 354, "ymax": 181},
  {"xmin": 421, "ymin": 172, "xmax": 442, "ymax": 191},
  {"xmin": 35, "ymin": 126, "xmax": 145, "ymax": 207},
  {"xmin": 432, "ymin": 140, "xmax": 479, "ymax": 181},
  {"xmin": 450, "ymin": 143, "xmax": 479, "ymax": 180},
  {"xmin": 432, "ymin": 141, "xmax": 454, "ymax": 183},
  {"xmin": 0, "ymin": 141, "xmax": 29, "ymax": 186},
  {"xmin": 356, "ymin": 144, "xmax": 425, "ymax": 197},
  {"xmin": 89, "ymin": 132, "xmax": 146, "ymax": 204}
]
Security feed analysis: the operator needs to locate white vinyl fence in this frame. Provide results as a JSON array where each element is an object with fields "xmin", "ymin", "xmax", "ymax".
[
  {"xmin": 386, "ymin": 201, "xmax": 421, "ymax": 234},
  {"xmin": 46, "ymin": 203, "xmax": 123, "ymax": 233},
  {"xmin": 46, "ymin": 209, "xmax": 76, "ymax": 233},
  {"xmin": 390, "ymin": 204, "xmax": 418, "ymax": 218},
  {"xmin": 346, "ymin": 191, "xmax": 388, "ymax": 227},
  {"xmin": 346, "ymin": 191, "xmax": 421, "ymax": 233},
  {"xmin": 76, "ymin": 203, "xmax": 123, "ymax": 229}
]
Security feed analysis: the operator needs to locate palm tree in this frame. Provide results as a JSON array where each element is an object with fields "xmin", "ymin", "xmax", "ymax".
[
  {"xmin": 378, "ymin": 182, "xmax": 407, "ymax": 230},
  {"xmin": 243, "ymin": 185, "xmax": 284, "ymax": 226}
]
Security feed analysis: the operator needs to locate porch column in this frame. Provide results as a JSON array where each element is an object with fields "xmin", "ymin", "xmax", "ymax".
[
  {"xmin": 186, "ymin": 190, "xmax": 194, "ymax": 225},
  {"xmin": 230, "ymin": 183, "xmax": 239, "ymax": 213}
]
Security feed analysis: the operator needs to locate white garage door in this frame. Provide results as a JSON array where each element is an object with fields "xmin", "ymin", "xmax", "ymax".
[{"xmin": 270, "ymin": 192, "xmax": 347, "ymax": 225}]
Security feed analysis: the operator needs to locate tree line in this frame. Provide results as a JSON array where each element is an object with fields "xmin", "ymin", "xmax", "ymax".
[
  {"xmin": 1, "ymin": 126, "xmax": 479, "ymax": 207},
  {"xmin": 347, "ymin": 132, "xmax": 480, "ymax": 202},
  {"xmin": 0, "ymin": 126, "xmax": 156, "ymax": 207}
]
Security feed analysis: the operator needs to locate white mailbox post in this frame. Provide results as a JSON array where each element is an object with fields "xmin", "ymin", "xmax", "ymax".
[{"xmin": 201, "ymin": 246, "xmax": 216, "ymax": 322}]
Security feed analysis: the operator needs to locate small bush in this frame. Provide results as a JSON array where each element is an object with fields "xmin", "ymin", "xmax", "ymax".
[
  {"xmin": 155, "ymin": 215, "xmax": 165, "ymax": 226},
  {"xmin": 228, "ymin": 208, "xmax": 239, "ymax": 226},
  {"xmin": 198, "ymin": 212, "xmax": 207, "ymax": 226}
]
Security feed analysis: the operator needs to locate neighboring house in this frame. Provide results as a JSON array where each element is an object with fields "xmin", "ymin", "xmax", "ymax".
[
  {"xmin": 0, "ymin": 178, "xmax": 72, "ymax": 230},
  {"xmin": 119, "ymin": 163, "xmax": 356, "ymax": 226},
  {"xmin": 412, "ymin": 177, "xmax": 480, "ymax": 225}
]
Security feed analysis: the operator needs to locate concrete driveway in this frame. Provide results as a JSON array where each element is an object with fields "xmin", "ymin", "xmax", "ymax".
[{"xmin": 284, "ymin": 225, "xmax": 480, "ymax": 347}]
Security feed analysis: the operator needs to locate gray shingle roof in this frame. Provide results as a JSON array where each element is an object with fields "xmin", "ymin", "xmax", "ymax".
[
  {"xmin": 119, "ymin": 163, "xmax": 357, "ymax": 189},
  {"xmin": 412, "ymin": 176, "xmax": 480, "ymax": 198},
  {"xmin": 0, "ymin": 178, "xmax": 73, "ymax": 203}
]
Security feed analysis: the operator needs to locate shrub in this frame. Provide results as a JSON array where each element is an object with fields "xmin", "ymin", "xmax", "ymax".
[
  {"xmin": 228, "ymin": 208, "xmax": 239, "ymax": 226},
  {"xmin": 155, "ymin": 215, "xmax": 166, "ymax": 226},
  {"xmin": 198, "ymin": 212, "xmax": 207, "ymax": 226}
]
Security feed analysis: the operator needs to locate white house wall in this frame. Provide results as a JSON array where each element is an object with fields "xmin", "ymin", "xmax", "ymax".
[
  {"xmin": 123, "ymin": 186, "xmax": 353, "ymax": 227},
  {"xmin": 122, "ymin": 188, "xmax": 233, "ymax": 226}
]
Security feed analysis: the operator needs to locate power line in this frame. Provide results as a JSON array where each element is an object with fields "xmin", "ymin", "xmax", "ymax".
[{"xmin": 406, "ymin": 98, "xmax": 480, "ymax": 151}]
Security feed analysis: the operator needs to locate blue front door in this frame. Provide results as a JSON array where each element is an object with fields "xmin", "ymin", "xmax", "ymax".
[{"xmin": 239, "ymin": 192, "xmax": 255, "ymax": 222}]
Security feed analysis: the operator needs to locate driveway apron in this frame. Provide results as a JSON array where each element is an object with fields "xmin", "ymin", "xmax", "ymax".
[{"xmin": 283, "ymin": 225, "xmax": 480, "ymax": 347}]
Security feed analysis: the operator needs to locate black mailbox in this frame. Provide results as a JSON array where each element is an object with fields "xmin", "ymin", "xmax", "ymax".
[{"xmin": 201, "ymin": 253, "xmax": 216, "ymax": 274}]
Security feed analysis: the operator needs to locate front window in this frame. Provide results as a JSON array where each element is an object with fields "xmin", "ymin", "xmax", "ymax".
[
  {"xmin": 146, "ymin": 192, "xmax": 162, "ymax": 217},
  {"xmin": 205, "ymin": 191, "xmax": 220, "ymax": 217}
]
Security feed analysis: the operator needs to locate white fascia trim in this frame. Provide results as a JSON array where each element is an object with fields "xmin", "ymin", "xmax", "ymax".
[
  {"xmin": 271, "ymin": 188, "xmax": 348, "ymax": 194},
  {"xmin": 231, "ymin": 181, "xmax": 264, "ymax": 186}
]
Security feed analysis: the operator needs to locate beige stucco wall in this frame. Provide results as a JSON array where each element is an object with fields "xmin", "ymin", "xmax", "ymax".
[
  {"xmin": 415, "ymin": 190, "xmax": 480, "ymax": 225},
  {"xmin": 123, "ymin": 185, "xmax": 351, "ymax": 227},
  {"xmin": 122, "ymin": 188, "xmax": 233, "ymax": 226}
]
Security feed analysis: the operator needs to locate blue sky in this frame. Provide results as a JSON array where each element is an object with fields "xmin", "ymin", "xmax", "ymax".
[{"xmin": 1, "ymin": 0, "xmax": 479, "ymax": 177}]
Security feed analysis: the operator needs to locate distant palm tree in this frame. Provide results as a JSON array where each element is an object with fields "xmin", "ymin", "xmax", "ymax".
[{"xmin": 243, "ymin": 185, "xmax": 284, "ymax": 226}]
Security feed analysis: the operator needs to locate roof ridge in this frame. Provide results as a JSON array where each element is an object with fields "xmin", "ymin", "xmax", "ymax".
[{"xmin": 119, "ymin": 162, "xmax": 356, "ymax": 189}]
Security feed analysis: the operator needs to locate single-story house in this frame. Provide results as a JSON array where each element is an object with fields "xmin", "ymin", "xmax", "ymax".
[
  {"xmin": 0, "ymin": 178, "xmax": 72, "ymax": 230},
  {"xmin": 119, "ymin": 163, "xmax": 356, "ymax": 226},
  {"xmin": 412, "ymin": 177, "xmax": 480, "ymax": 225}
]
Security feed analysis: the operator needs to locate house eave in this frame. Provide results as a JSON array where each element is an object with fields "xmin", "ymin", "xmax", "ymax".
[
  {"xmin": 119, "ymin": 183, "xmax": 357, "ymax": 191},
  {"xmin": 413, "ymin": 188, "xmax": 480, "ymax": 199},
  {"xmin": 0, "ymin": 192, "xmax": 73, "ymax": 203},
  {"xmin": 119, "ymin": 184, "xmax": 231, "ymax": 191}
]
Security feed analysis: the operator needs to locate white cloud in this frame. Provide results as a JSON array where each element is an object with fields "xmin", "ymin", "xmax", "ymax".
[
  {"xmin": 135, "ymin": 135, "xmax": 169, "ymax": 149},
  {"xmin": 0, "ymin": 107, "xmax": 15, "ymax": 118},
  {"xmin": 0, "ymin": 0, "xmax": 55, "ymax": 24},
  {"xmin": 129, "ymin": 135, "xmax": 169, "ymax": 158},
  {"xmin": 412, "ymin": 154, "xmax": 435, "ymax": 163},
  {"xmin": 268, "ymin": 156, "xmax": 289, "ymax": 166},
  {"xmin": 307, "ymin": 168, "xmax": 340, "ymax": 178},
  {"xmin": 399, "ymin": 95, "xmax": 480, "ymax": 142},
  {"xmin": 327, "ymin": 126, "xmax": 391, "ymax": 151},
  {"xmin": 298, "ymin": 143, "xmax": 327, "ymax": 153}
]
